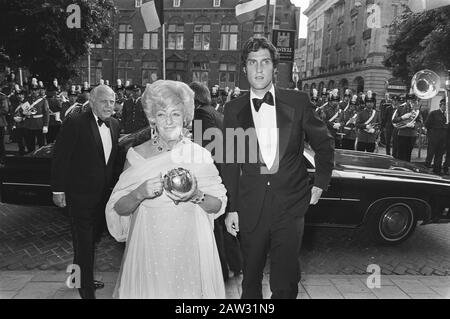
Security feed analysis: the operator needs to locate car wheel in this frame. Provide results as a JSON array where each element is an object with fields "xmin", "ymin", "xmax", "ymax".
[{"xmin": 368, "ymin": 201, "xmax": 417, "ymax": 245}]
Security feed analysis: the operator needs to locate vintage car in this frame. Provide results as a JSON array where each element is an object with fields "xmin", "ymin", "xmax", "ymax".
[{"xmin": 1, "ymin": 135, "xmax": 449, "ymax": 245}]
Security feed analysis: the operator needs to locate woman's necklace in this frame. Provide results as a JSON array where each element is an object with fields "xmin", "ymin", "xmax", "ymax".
[{"xmin": 151, "ymin": 135, "xmax": 183, "ymax": 153}]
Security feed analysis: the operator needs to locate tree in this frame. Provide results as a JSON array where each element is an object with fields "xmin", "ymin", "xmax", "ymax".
[
  {"xmin": 0, "ymin": 0, "xmax": 115, "ymax": 84},
  {"xmin": 384, "ymin": 5, "xmax": 450, "ymax": 84}
]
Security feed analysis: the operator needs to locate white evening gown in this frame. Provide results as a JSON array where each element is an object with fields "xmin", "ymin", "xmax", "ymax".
[{"xmin": 105, "ymin": 139, "xmax": 227, "ymax": 299}]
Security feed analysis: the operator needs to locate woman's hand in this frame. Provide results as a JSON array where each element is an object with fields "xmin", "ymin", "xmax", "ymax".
[
  {"xmin": 136, "ymin": 173, "xmax": 164, "ymax": 200},
  {"xmin": 165, "ymin": 175, "xmax": 198, "ymax": 205}
]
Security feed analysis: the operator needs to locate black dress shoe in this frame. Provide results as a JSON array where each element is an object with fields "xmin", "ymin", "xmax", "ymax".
[{"xmin": 93, "ymin": 280, "xmax": 104, "ymax": 290}]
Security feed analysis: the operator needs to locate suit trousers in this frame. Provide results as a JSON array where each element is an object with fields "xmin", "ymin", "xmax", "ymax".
[
  {"xmin": 46, "ymin": 125, "xmax": 61, "ymax": 144},
  {"xmin": 68, "ymin": 206, "xmax": 106, "ymax": 299},
  {"xmin": 425, "ymin": 130, "xmax": 447, "ymax": 173},
  {"xmin": 0, "ymin": 126, "xmax": 5, "ymax": 160},
  {"xmin": 397, "ymin": 136, "xmax": 416, "ymax": 162},
  {"xmin": 384, "ymin": 128, "xmax": 393, "ymax": 156},
  {"xmin": 239, "ymin": 186, "xmax": 305, "ymax": 299}
]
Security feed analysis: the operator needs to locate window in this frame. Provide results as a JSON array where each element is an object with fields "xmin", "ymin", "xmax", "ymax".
[
  {"xmin": 173, "ymin": 0, "xmax": 180, "ymax": 7},
  {"xmin": 142, "ymin": 61, "xmax": 158, "ymax": 85},
  {"xmin": 349, "ymin": 44, "xmax": 356, "ymax": 61},
  {"xmin": 117, "ymin": 60, "xmax": 133, "ymax": 82},
  {"xmin": 220, "ymin": 24, "xmax": 238, "ymax": 50},
  {"xmin": 219, "ymin": 62, "xmax": 236, "ymax": 88},
  {"xmin": 213, "ymin": 0, "xmax": 221, "ymax": 7},
  {"xmin": 337, "ymin": 24, "xmax": 343, "ymax": 42},
  {"xmin": 167, "ymin": 61, "xmax": 186, "ymax": 82},
  {"xmin": 135, "ymin": 0, "xmax": 142, "ymax": 7},
  {"xmin": 253, "ymin": 23, "xmax": 264, "ymax": 37},
  {"xmin": 328, "ymin": 30, "xmax": 333, "ymax": 47},
  {"xmin": 77, "ymin": 59, "xmax": 102, "ymax": 85},
  {"xmin": 363, "ymin": 39, "xmax": 370, "ymax": 58},
  {"xmin": 119, "ymin": 24, "xmax": 133, "ymax": 49},
  {"xmin": 326, "ymin": 53, "xmax": 330, "ymax": 68},
  {"xmin": 168, "ymin": 23, "xmax": 184, "ymax": 50},
  {"xmin": 193, "ymin": 24, "xmax": 210, "ymax": 50},
  {"xmin": 143, "ymin": 32, "xmax": 158, "ymax": 49},
  {"xmin": 336, "ymin": 49, "xmax": 342, "ymax": 65},
  {"xmin": 192, "ymin": 62, "xmax": 209, "ymax": 86},
  {"xmin": 91, "ymin": 60, "xmax": 102, "ymax": 85}
]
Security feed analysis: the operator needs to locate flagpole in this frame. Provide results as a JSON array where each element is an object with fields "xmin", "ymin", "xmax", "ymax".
[
  {"xmin": 272, "ymin": 0, "xmax": 277, "ymax": 32},
  {"xmin": 162, "ymin": 23, "xmax": 166, "ymax": 80},
  {"xmin": 264, "ymin": 0, "xmax": 270, "ymax": 38}
]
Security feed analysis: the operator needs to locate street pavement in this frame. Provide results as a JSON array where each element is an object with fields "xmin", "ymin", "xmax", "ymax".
[{"xmin": 1, "ymin": 140, "xmax": 449, "ymax": 298}]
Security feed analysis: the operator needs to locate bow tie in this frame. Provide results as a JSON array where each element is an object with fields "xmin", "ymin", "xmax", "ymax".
[
  {"xmin": 97, "ymin": 118, "xmax": 110, "ymax": 127},
  {"xmin": 252, "ymin": 91, "xmax": 274, "ymax": 112}
]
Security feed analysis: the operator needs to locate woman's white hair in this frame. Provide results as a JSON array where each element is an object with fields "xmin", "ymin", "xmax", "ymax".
[{"xmin": 141, "ymin": 80, "xmax": 195, "ymax": 126}]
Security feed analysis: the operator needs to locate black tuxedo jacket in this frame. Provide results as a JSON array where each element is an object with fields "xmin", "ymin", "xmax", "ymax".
[
  {"xmin": 51, "ymin": 111, "xmax": 120, "ymax": 209},
  {"xmin": 221, "ymin": 88, "xmax": 334, "ymax": 232}
]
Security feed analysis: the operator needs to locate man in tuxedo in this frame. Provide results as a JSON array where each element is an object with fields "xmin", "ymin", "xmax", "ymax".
[
  {"xmin": 51, "ymin": 85, "xmax": 120, "ymax": 299},
  {"xmin": 425, "ymin": 99, "xmax": 448, "ymax": 174},
  {"xmin": 222, "ymin": 37, "xmax": 334, "ymax": 299}
]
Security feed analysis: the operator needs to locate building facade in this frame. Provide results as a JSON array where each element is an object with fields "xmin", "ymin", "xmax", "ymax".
[
  {"xmin": 74, "ymin": 0, "xmax": 300, "ymax": 90},
  {"xmin": 301, "ymin": 0, "xmax": 408, "ymax": 97}
]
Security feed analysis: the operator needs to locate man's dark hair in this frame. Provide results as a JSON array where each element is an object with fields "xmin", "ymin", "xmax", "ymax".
[
  {"xmin": 241, "ymin": 37, "xmax": 279, "ymax": 68},
  {"xmin": 189, "ymin": 81, "xmax": 211, "ymax": 108}
]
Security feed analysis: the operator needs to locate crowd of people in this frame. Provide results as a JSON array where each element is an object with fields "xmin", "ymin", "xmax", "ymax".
[{"xmin": 309, "ymin": 86, "xmax": 450, "ymax": 174}]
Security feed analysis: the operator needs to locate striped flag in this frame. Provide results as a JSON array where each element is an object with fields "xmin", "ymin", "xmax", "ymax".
[
  {"xmin": 235, "ymin": 0, "xmax": 276, "ymax": 24},
  {"xmin": 140, "ymin": 0, "xmax": 164, "ymax": 32},
  {"xmin": 408, "ymin": 0, "xmax": 450, "ymax": 13}
]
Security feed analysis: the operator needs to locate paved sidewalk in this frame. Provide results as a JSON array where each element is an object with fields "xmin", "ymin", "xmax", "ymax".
[{"xmin": 0, "ymin": 271, "xmax": 449, "ymax": 299}]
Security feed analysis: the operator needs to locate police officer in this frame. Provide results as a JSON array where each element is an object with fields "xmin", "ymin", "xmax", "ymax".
[
  {"xmin": 46, "ymin": 86, "xmax": 62, "ymax": 143},
  {"xmin": 355, "ymin": 92, "xmax": 380, "ymax": 153},
  {"xmin": 23, "ymin": 83, "xmax": 49, "ymax": 153},
  {"xmin": 425, "ymin": 98, "xmax": 448, "ymax": 174},
  {"xmin": 393, "ymin": 93, "xmax": 422, "ymax": 162},
  {"xmin": 121, "ymin": 84, "xmax": 148, "ymax": 134},
  {"xmin": 320, "ymin": 89, "xmax": 343, "ymax": 149}
]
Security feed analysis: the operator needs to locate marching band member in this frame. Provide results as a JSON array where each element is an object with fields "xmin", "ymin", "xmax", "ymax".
[
  {"xmin": 61, "ymin": 86, "xmax": 82, "ymax": 122},
  {"xmin": 12, "ymin": 89, "xmax": 28, "ymax": 155},
  {"xmin": 23, "ymin": 83, "xmax": 49, "ymax": 153},
  {"xmin": 341, "ymin": 94, "xmax": 358, "ymax": 150},
  {"xmin": 78, "ymin": 83, "xmax": 91, "ymax": 112},
  {"xmin": 355, "ymin": 92, "xmax": 380, "ymax": 153},
  {"xmin": 46, "ymin": 87, "xmax": 62, "ymax": 144},
  {"xmin": 391, "ymin": 96, "xmax": 407, "ymax": 159},
  {"xmin": 393, "ymin": 93, "xmax": 422, "ymax": 162},
  {"xmin": 320, "ymin": 89, "xmax": 343, "ymax": 149},
  {"xmin": 310, "ymin": 88, "xmax": 319, "ymax": 110}
]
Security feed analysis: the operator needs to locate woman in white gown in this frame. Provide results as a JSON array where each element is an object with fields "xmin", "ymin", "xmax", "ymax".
[{"xmin": 105, "ymin": 80, "xmax": 227, "ymax": 299}]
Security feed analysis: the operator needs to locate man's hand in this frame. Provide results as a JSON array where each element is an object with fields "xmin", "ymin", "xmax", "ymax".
[
  {"xmin": 53, "ymin": 193, "xmax": 66, "ymax": 208},
  {"xmin": 225, "ymin": 212, "xmax": 239, "ymax": 237},
  {"xmin": 332, "ymin": 123, "xmax": 341, "ymax": 130},
  {"xmin": 310, "ymin": 186, "xmax": 323, "ymax": 205},
  {"xmin": 42, "ymin": 126, "xmax": 48, "ymax": 134}
]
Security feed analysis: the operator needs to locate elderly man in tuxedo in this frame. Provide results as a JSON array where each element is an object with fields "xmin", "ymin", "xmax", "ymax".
[
  {"xmin": 222, "ymin": 37, "xmax": 334, "ymax": 299},
  {"xmin": 51, "ymin": 85, "xmax": 120, "ymax": 299}
]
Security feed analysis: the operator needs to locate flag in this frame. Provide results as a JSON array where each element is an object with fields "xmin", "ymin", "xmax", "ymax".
[
  {"xmin": 140, "ymin": 0, "xmax": 164, "ymax": 32},
  {"xmin": 235, "ymin": 0, "xmax": 276, "ymax": 24},
  {"xmin": 408, "ymin": 0, "xmax": 450, "ymax": 13}
]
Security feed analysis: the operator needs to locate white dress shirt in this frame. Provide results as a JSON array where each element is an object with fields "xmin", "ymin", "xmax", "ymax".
[
  {"xmin": 92, "ymin": 112, "xmax": 112, "ymax": 164},
  {"xmin": 250, "ymin": 85, "xmax": 278, "ymax": 170}
]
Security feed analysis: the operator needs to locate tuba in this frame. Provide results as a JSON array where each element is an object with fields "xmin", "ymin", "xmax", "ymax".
[
  {"xmin": 393, "ymin": 69, "xmax": 440, "ymax": 129},
  {"xmin": 412, "ymin": 69, "xmax": 441, "ymax": 100}
]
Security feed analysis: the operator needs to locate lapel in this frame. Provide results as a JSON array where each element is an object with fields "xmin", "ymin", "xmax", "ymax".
[
  {"xmin": 274, "ymin": 88, "xmax": 294, "ymax": 162},
  {"xmin": 88, "ymin": 111, "xmax": 106, "ymax": 165},
  {"xmin": 236, "ymin": 93, "xmax": 254, "ymax": 130}
]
